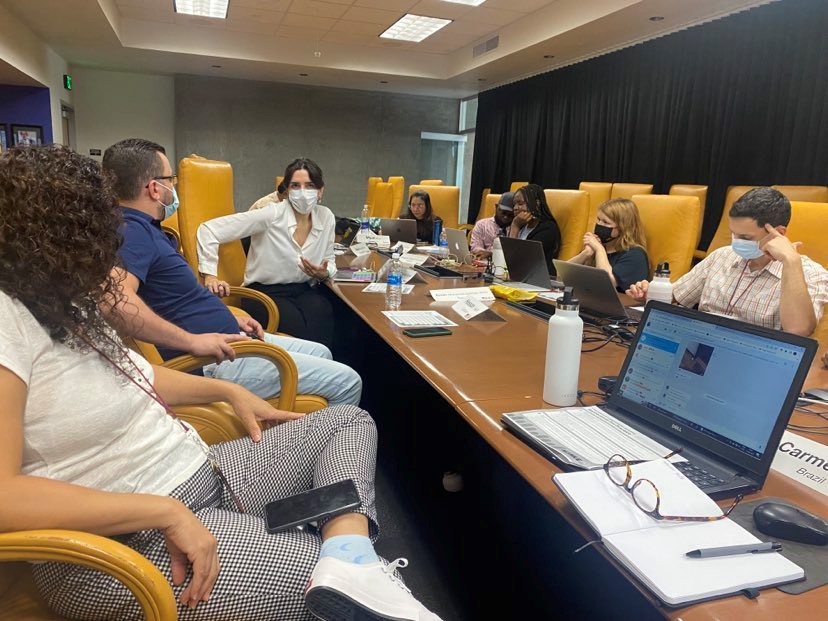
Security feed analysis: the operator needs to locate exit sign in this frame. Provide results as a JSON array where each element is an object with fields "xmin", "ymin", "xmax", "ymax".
[{"xmin": 63, "ymin": 74, "xmax": 72, "ymax": 90}]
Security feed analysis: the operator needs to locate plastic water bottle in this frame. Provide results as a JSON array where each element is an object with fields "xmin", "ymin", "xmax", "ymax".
[
  {"xmin": 438, "ymin": 229, "xmax": 449, "ymax": 257},
  {"xmin": 491, "ymin": 236, "xmax": 507, "ymax": 278},
  {"xmin": 646, "ymin": 262, "xmax": 673, "ymax": 304},
  {"xmin": 385, "ymin": 252, "xmax": 403, "ymax": 311},
  {"xmin": 360, "ymin": 204, "xmax": 370, "ymax": 240},
  {"xmin": 543, "ymin": 287, "xmax": 584, "ymax": 406}
]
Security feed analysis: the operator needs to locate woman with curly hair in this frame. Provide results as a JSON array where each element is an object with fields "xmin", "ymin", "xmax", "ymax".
[
  {"xmin": 0, "ymin": 145, "xmax": 441, "ymax": 621},
  {"xmin": 567, "ymin": 198, "xmax": 650, "ymax": 291},
  {"xmin": 507, "ymin": 183, "xmax": 561, "ymax": 274}
]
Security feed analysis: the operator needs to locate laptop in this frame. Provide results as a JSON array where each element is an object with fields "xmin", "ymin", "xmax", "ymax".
[
  {"xmin": 379, "ymin": 218, "xmax": 417, "ymax": 245},
  {"xmin": 444, "ymin": 228, "xmax": 470, "ymax": 259},
  {"xmin": 338, "ymin": 220, "xmax": 361, "ymax": 247},
  {"xmin": 502, "ymin": 301, "xmax": 817, "ymax": 499},
  {"xmin": 499, "ymin": 236, "xmax": 555, "ymax": 289},
  {"xmin": 553, "ymin": 260, "xmax": 642, "ymax": 323}
]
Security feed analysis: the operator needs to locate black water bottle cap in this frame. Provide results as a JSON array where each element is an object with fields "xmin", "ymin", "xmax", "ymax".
[
  {"xmin": 558, "ymin": 285, "xmax": 580, "ymax": 311},
  {"xmin": 655, "ymin": 262, "xmax": 671, "ymax": 276}
]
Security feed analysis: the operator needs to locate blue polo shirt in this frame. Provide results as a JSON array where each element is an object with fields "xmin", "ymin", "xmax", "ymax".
[{"xmin": 118, "ymin": 207, "xmax": 239, "ymax": 359}]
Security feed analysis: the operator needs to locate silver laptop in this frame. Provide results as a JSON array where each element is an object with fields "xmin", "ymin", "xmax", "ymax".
[
  {"xmin": 379, "ymin": 218, "xmax": 417, "ymax": 244},
  {"xmin": 444, "ymin": 228, "xmax": 470, "ymax": 259},
  {"xmin": 499, "ymin": 236, "xmax": 553, "ymax": 289},
  {"xmin": 553, "ymin": 260, "xmax": 641, "ymax": 322}
]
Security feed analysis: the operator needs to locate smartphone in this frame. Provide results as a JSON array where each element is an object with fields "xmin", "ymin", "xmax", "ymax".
[
  {"xmin": 402, "ymin": 327, "xmax": 453, "ymax": 338},
  {"xmin": 264, "ymin": 479, "xmax": 361, "ymax": 534},
  {"xmin": 803, "ymin": 388, "xmax": 828, "ymax": 401}
]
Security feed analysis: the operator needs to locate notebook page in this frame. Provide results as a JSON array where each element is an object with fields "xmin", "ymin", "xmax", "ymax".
[
  {"xmin": 553, "ymin": 459, "xmax": 723, "ymax": 538},
  {"xmin": 604, "ymin": 519, "xmax": 803, "ymax": 606}
]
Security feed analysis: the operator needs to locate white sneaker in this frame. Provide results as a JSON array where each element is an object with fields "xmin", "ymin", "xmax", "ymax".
[{"xmin": 305, "ymin": 556, "xmax": 443, "ymax": 621}]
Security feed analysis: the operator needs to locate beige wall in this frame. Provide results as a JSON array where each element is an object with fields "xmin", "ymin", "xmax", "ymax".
[
  {"xmin": 71, "ymin": 67, "xmax": 175, "ymax": 164},
  {"xmin": 0, "ymin": 4, "xmax": 72, "ymax": 144}
]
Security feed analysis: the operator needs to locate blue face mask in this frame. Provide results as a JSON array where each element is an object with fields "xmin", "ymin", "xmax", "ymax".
[
  {"xmin": 731, "ymin": 238, "xmax": 764, "ymax": 260},
  {"xmin": 157, "ymin": 183, "xmax": 180, "ymax": 220}
]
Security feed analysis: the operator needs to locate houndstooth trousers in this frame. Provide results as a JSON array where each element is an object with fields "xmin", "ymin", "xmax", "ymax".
[{"xmin": 32, "ymin": 405, "xmax": 379, "ymax": 621}]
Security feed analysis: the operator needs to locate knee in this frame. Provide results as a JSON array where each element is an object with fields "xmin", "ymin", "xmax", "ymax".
[{"xmin": 318, "ymin": 404, "xmax": 375, "ymax": 432}]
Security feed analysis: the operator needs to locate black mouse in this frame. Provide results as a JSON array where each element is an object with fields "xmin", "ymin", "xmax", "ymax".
[{"xmin": 753, "ymin": 502, "xmax": 828, "ymax": 545}]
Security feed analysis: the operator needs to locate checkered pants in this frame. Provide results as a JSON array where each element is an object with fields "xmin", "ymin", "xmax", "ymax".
[{"xmin": 32, "ymin": 405, "xmax": 379, "ymax": 620}]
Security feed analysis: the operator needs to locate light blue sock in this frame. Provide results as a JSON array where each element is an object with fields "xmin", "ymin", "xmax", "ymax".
[{"xmin": 320, "ymin": 535, "xmax": 379, "ymax": 565}]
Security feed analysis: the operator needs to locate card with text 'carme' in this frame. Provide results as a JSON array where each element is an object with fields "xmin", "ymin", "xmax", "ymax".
[{"xmin": 451, "ymin": 296, "xmax": 504, "ymax": 322}]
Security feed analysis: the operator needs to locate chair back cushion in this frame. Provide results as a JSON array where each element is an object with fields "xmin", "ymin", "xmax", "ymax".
[
  {"xmin": 387, "ymin": 176, "xmax": 405, "ymax": 216},
  {"xmin": 408, "ymin": 185, "xmax": 460, "ymax": 229},
  {"xmin": 786, "ymin": 201, "xmax": 828, "ymax": 268},
  {"xmin": 633, "ymin": 194, "xmax": 701, "ymax": 280},
  {"xmin": 371, "ymin": 182, "xmax": 396, "ymax": 219},
  {"xmin": 480, "ymin": 193, "xmax": 501, "ymax": 221},
  {"xmin": 611, "ymin": 183, "xmax": 653, "ymax": 200},
  {"xmin": 668, "ymin": 184, "xmax": 708, "ymax": 247},
  {"xmin": 509, "ymin": 181, "xmax": 530, "ymax": 193},
  {"xmin": 544, "ymin": 190, "xmax": 590, "ymax": 260},
  {"xmin": 773, "ymin": 185, "xmax": 828, "ymax": 203},
  {"xmin": 578, "ymin": 182, "xmax": 612, "ymax": 228}
]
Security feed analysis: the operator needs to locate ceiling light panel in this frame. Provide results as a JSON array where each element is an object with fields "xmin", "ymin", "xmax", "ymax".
[
  {"xmin": 174, "ymin": 0, "xmax": 229, "ymax": 19},
  {"xmin": 442, "ymin": 0, "xmax": 487, "ymax": 6},
  {"xmin": 380, "ymin": 14, "xmax": 452, "ymax": 43}
]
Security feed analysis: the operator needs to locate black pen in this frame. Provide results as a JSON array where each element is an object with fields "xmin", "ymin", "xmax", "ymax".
[{"xmin": 685, "ymin": 542, "xmax": 782, "ymax": 558}]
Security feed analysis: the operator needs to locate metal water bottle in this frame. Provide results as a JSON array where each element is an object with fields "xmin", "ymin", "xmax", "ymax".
[{"xmin": 543, "ymin": 287, "xmax": 584, "ymax": 406}]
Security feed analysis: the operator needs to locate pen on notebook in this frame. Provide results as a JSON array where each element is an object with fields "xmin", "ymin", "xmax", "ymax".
[{"xmin": 685, "ymin": 542, "xmax": 782, "ymax": 558}]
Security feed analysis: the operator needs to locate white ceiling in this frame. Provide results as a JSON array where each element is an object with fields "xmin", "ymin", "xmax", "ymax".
[{"xmin": 2, "ymin": 0, "xmax": 773, "ymax": 98}]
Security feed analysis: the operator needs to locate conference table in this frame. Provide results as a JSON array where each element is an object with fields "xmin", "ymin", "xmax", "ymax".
[{"xmin": 327, "ymin": 252, "xmax": 828, "ymax": 621}]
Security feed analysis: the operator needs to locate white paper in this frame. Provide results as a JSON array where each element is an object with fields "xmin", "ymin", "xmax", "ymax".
[
  {"xmin": 399, "ymin": 253, "xmax": 430, "ymax": 266},
  {"xmin": 381, "ymin": 311, "xmax": 458, "ymax": 328},
  {"xmin": 430, "ymin": 287, "xmax": 495, "ymax": 302},
  {"xmin": 771, "ymin": 430, "xmax": 828, "ymax": 497},
  {"xmin": 361, "ymin": 283, "xmax": 414, "ymax": 295},
  {"xmin": 350, "ymin": 242, "xmax": 371, "ymax": 257},
  {"xmin": 395, "ymin": 241, "xmax": 415, "ymax": 255},
  {"xmin": 373, "ymin": 235, "xmax": 391, "ymax": 248},
  {"xmin": 452, "ymin": 297, "xmax": 490, "ymax": 320}
]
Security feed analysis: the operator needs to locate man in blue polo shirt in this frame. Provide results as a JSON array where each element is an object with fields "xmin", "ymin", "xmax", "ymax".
[{"xmin": 102, "ymin": 138, "xmax": 361, "ymax": 406}]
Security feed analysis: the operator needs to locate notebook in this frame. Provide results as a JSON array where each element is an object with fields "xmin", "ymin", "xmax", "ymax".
[
  {"xmin": 554, "ymin": 459, "xmax": 804, "ymax": 606},
  {"xmin": 502, "ymin": 301, "xmax": 817, "ymax": 499},
  {"xmin": 553, "ymin": 260, "xmax": 642, "ymax": 322}
]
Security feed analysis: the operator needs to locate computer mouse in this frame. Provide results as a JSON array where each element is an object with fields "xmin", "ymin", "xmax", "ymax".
[{"xmin": 753, "ymin": 502, "xmax": 828, "ymax": 545}]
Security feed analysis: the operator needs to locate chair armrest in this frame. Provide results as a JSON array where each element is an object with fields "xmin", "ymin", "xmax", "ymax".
[
  {"xmin": 0, "ymin": 530, "xmax": 176, "ymax": 621},
  {"xmin": 458, "ymin": 224, "xmax": 474, "ymax": 233},
  {"xmin": 225, "ymin": 286, "xmax": 280, "ymax": 333},
  {"xmin": 162, "ymin": 340, "xmax": 299, "ymax": 411},
  {"xmin": 172, "ymin": 402, "xmax": 248, "ymax": 444}
]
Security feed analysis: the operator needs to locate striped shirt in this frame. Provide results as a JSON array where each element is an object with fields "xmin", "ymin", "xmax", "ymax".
[
  {"xmin": 470, "ymin": 217, "xmax": 505, "ymax": 252},
  {"xmin": 672, "ymin": 246, "xmax": 828, "ymax": 330}
]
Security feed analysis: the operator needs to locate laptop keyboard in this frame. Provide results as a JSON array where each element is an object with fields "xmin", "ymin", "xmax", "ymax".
[{"xmin": 673, "ymin": 461, "xmax": 725, "ymax": 488}]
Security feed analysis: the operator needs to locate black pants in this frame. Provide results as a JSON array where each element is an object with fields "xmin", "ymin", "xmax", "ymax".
[{"xmin": 243, "ymin": 281, "xmax": 334, "ymax": 349}]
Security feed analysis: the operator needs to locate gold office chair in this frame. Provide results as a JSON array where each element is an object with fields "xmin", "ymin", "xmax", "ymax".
[
  {"xmin": 408, "ymin": 184, "xmax": 460, "ymax": 230},
  {"xmin": 509, "ymin": 181, "xmax": 530, "ymax": 193},
  {"xmin": 160, "ymin": 209, "xmax": 182, "ymax": 253},
  {"xmin": 698, "ymin": 185, "xmax": 757, "ymax": 260},
  {"xmin": 480, "ymin": 193, "xmax": 501, "ymax": 222},
  {"xmin": 773, "ymin": 185, "xmax": 828, "ymax": 203},
  {"xmin": 371, "ymin": 182, "xmax": 396, "ymax": 219},
  {"xmin": 611, "ymin": 183, "xmax": 653, "ymax": 200},
  {"xmin": 543, "ymin": 190, "xmax": 590, "ymax": 261},
  {"xmin": 364, "ymin": 177, "xmax": 382, "ymax": 213},
  {"xmin": 633, "ymin": 194, "xmax": 701, "ymax": 281},
  {"xmin": 785, "ymin": 200, "xmax": 828, "ymax": 346},
  {"xmin": 0, "ymin": 396, "xmax": 254, "ymax": 621},
  {"xmin": 578, "ymin": 181, "xmax": 613, "ymax": 229},
  {"xmin": 387, "ymin": 176, "xmax": 405, "ymax": 217},
  {"xmin": 669, "ymin": 184, "xmax": 708, "ymax": 250},
  {"xmin": 418, "ymin": 179, "xmax": 444, "ymax": 186},
  {"xmin": 477, "ymin": 188, "xmax": 491, "ymax": 221}
]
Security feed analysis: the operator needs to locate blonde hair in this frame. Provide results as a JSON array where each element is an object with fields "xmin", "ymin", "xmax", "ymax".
[{"xmin": 587, "ymin": 198, "xmax": 647, "ymax": 264}]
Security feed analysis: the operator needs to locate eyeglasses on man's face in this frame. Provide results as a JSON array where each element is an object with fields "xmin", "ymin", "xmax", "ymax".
[{"xmin": 153, "ymin": 174, "xmax": 178, "ymax": 186}]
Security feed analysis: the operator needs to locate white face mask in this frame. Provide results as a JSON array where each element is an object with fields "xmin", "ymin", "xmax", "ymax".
[{"xmin": 289, "ymin": 189, "xmax": 319, "ymax": 214}]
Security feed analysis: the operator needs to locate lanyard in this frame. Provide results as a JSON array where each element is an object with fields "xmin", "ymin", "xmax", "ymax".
[
  {"xmin": 79, "ymin": 332, "xmax": 246, "ymax": 513},
  {"xmin": 724, "ymin": 263, "xmax": 759, "ymax": 318}
]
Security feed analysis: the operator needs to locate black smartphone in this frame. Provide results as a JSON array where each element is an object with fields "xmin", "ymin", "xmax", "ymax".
[
  {"xmin": 402, "ymin": 327, "xmax": 453, "ymax": 338},
  {"xmin": 264, "ymin": 479, "xmax": 361, "ymax": 534}
]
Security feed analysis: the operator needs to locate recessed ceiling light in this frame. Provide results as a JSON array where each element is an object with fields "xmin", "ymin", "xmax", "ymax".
[
  {"xmin": 174, "ymin": 0, "xmax": 229, "ymax": 19},
  {"xmin": 211, "ymin": 64, "xmax": 222, "ymax": 68},
  {"xmin": 380, "ymin": 80, "xmax": 389, "ymax": 84},
  {"xmin": 649, "ymin": 16, "xmax": 664, "ymax": 21},
  {"xmin": 299, "ymin": 73, "xmax": 309, "ymax": 77},
  {"xmin": 380, "ymin": 14, "xmax": 452, "ymax": 43},
  {"xmin": 543, "ymin": 54, "xmax": 555, "ymax": 59},
  {"xmin": 477, "ymin": 78, "xmax": 486, "ymax": 82},
  {"xmin": 442, "ymin": 0, "xmax": 487, "ymax": 6}
]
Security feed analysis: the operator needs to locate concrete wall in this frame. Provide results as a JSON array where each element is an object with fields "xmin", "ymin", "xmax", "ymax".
[
  {"xmin": 0, "ymin": 4, "xmax": 72, "ymax": 144},
  {"xmin": 71, "ymin": 67, "xmax": 175, "ymax": 164},
  {"xmin": 175, "ymin": 75, "xmax": 459, "ymax": 218}
]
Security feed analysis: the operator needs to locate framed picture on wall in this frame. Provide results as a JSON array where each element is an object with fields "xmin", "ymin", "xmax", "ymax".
[
  {"xmin": 0, "ymin": 124, "xmax": 8, "ymax": 152},
  {"xmin": 11, "ymin": 124, "xmax": 43, "ymax": 146}
]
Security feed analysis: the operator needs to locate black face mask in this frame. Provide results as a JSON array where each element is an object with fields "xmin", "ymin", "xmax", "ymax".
[{"xmin": 594, "ymin": 223, "xmax": 614, "ymax": 243}]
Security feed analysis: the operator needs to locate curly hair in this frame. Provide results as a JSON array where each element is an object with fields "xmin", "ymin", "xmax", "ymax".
[{"xmin": 0, "ymin": 145, "xmax": 125, "ymax": 355}]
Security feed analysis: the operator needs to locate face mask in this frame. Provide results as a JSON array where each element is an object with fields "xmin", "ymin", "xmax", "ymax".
[
  {"xmin": 731, "ymin": 238, "xmax": 764, "ymax": 260},
  {"xmin": 289, "ymin": 189, "xmax": 318, "ymax": 214},
  {"xmin": 594, "ymin": 223, "xmax": 614, "ymax": 243},
  {"xmin": 156, "ymin": 183, "xmax": 179, "ymax": 219}
]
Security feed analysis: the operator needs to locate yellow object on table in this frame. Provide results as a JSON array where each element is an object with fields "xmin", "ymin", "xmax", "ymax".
[{"xmin": 489, "ymin": 284, "xmax": 538, "ymax": 302}]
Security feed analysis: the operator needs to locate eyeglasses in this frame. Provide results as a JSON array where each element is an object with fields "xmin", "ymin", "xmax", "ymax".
[
  {"xmin": 603, "ymin": 453, "xmax": 743, "ymax": 522},
  {"xmin": 153, "ymin": 174, "xmax": 178, "ymax": 185}
]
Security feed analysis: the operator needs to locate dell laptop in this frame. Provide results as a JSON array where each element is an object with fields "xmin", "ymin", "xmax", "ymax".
[
  {"xmin": 499, "ymin": 236, "xmax": 555, "ymax": 289},
  {"xmin": 503, "ymin": 302, "xmax": 817, "ymax": 499},
  {"xmin": 379, "ymin": 218, "xmax": 418, "ymax": 245},
  {"xmin": 553, "ymin": 260, "xmax": 642, "ymax": 322}
]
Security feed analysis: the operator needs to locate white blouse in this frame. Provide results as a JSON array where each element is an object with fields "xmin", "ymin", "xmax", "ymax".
[{"xmin": 197, "ymin": 198, "xmax": 337, "ymax": 285}]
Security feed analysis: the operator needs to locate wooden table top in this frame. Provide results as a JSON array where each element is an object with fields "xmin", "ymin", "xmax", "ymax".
[{"xmin": 329, "ymin": 252, "xmax": 828, "ymax": 620}]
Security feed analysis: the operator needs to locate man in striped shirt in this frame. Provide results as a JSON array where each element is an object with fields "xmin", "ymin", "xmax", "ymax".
[
  {"xmin": 628, "ymin": 187, "xmax": 828, "ymax": 336},
  {"xmin": 470, "ymin": 191, "xmax": 515, "ymax": 257}
]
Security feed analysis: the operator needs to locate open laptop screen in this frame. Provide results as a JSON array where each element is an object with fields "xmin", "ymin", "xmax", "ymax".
[{"xmin": 613, "ymin": 303, "xmax": 815, "ymax": 474}]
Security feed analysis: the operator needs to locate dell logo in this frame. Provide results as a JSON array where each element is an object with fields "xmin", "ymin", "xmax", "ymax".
[{"xmin": 671, "ymin": 424, "xmax": 683, "ymax": 433}]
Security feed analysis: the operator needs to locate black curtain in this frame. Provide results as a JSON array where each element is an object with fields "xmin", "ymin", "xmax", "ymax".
[{"xmin": 469, "ymin": 0, "xmax": 828, "ymax": 248}]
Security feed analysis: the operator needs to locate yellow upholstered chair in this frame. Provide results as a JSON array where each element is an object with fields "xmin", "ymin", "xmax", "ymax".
[
  {"xmin": 509, "ymin": 181, "xmax": 530, "ymax": 193},
  {"xmin": 371, "ymin": 182, "xmax": 396, "ymax": 219},
  {"xmin": 408, "ymin": 184, "xmax": 460, "ymax": 230},
  {"xmin": 387, "ymin": 176, "xmax": 405, "ymax": 217},
  {"xmin": 669, "ymin": 184, "xmax": 708, "ymax": 249},
  {"xmin": 812, "ymin": 313, "xmax": 828, "ymax": 347},
  {"xmin": 477, "ymin": 188, "xmax": 491, "ymax": 222},
  {"xmin": 773, "ymin": 185, "xmax": 828, "ymax": 203},
  {"xmin": 786, "ymin": 201, "xmax": 828, "ymax": 268},
  {"xmin": 418, "ymin": 179, "xmax": 444, "ymax": 186},
  {"xmin": 633, "ymin": 194, "xmax": 701, "ymax": 281},
  {"xmin": 611, "ymin": 183, "xmax": 653, "ymax": 200},
  {"xmin": 544, "ymin": 190, "xmax": 590, "ymax": 261},
  {"xmin": 480, "ymin": 193, "xmax": 501, "ymax": 221},
  {"xmin": 275, "ymin": 175, "xmax": 284, "ymax": 191},
  {"xmin": 365, "ymin": 177, "xmax": 382, "ymax": 212},
  {"xmin": 700, "ymin": 185, "xmax": 757, "ymax": 259},
  {"xmin": 579, "ymin": 182, "xmax": 613, "ymax": 228},
  {"xmin": 0, "ymin": 398, "xmax": 252, "ymax": 621}
]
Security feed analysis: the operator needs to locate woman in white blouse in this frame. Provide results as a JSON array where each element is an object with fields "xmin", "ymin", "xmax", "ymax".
[{"xmin": 197, "ymin": 158, "xmax": 337, "ymax": 347}]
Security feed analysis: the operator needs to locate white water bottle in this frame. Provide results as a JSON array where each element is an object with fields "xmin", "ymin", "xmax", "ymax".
[
  {"xmin": 543, "ymin": 287, "xmax": 584, "ymax": 407},
  {"xmin": 385, "ymin": 253, "xmax": 403, "ymax": 311},
  {"xmin": 646, "ymin": 262, "xmax": 673, "ymax": 304},
  {"xmin": 360, "ymin": 204, "xmax": 370, "ymax": 240},
  {"xmin": 491, "ymin": 236, "xmax": 507, "ymax": 278}
]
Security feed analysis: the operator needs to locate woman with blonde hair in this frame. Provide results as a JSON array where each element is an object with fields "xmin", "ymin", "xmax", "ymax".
[{"xmin": 568, "ymin": 198, "xmax": 649, "ymax": 291}]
